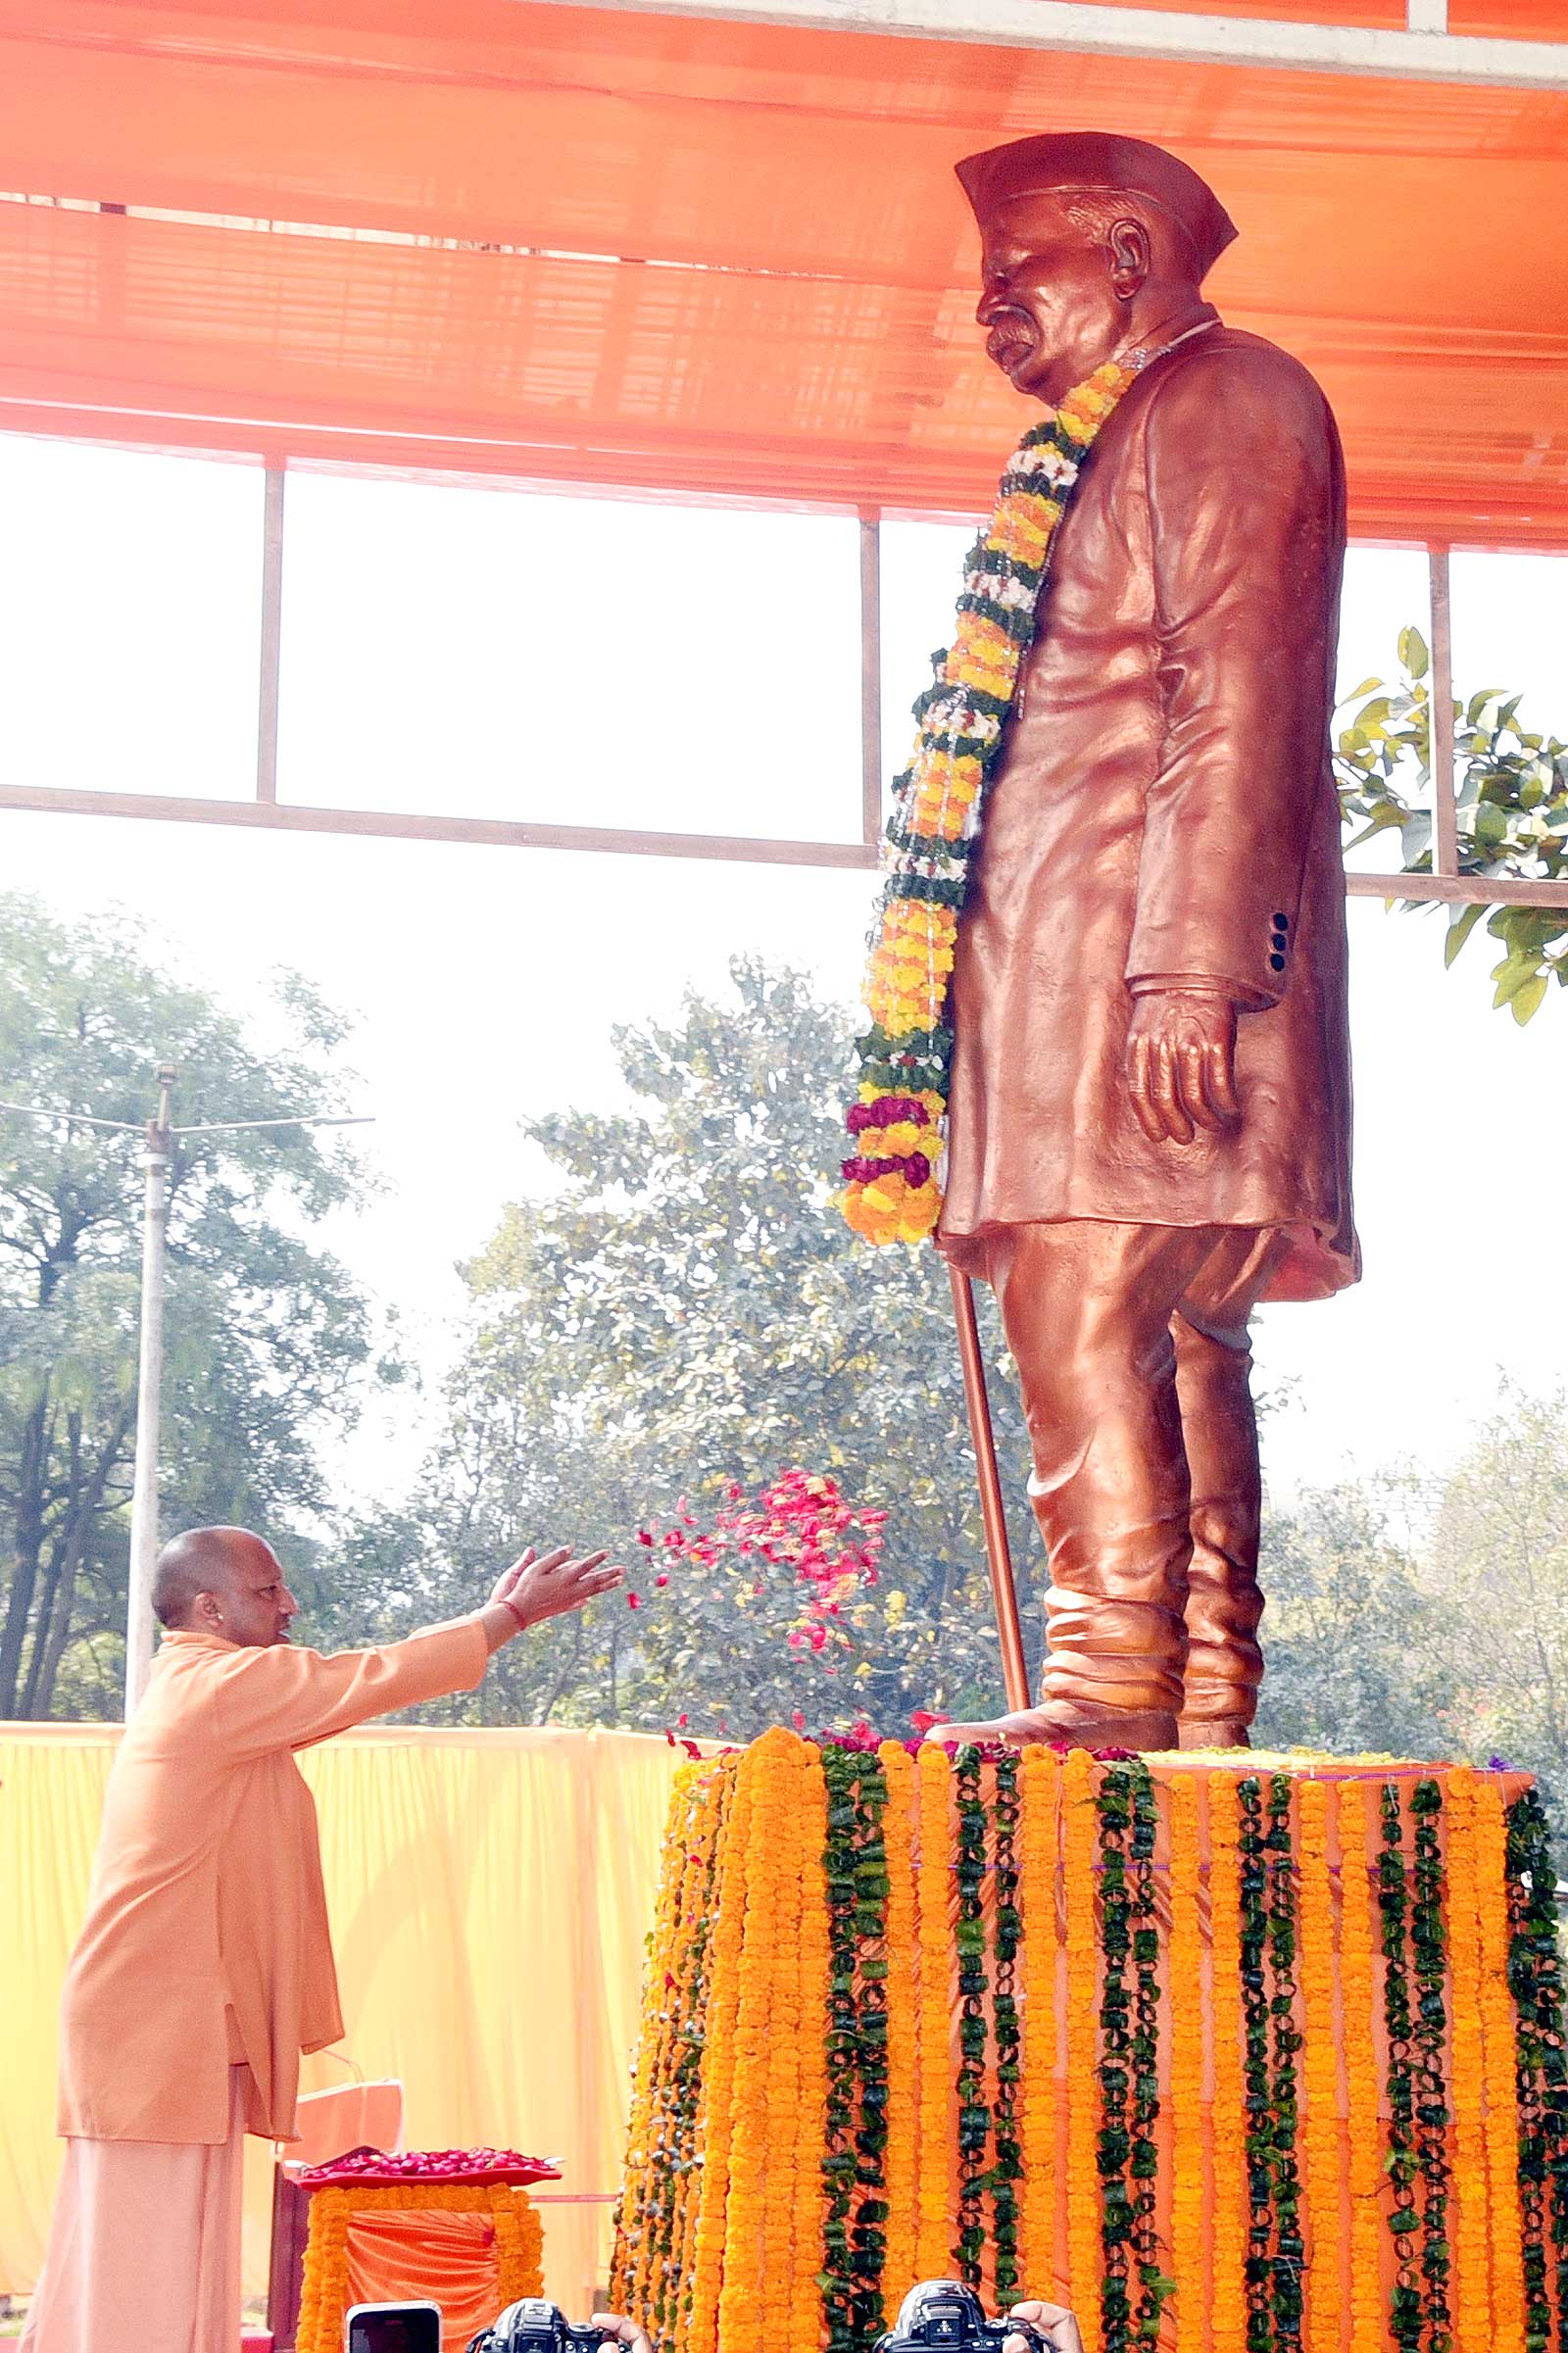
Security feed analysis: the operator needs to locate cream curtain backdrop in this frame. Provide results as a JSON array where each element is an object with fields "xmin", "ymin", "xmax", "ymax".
[{"xmin": 0, "ymin": 1721, "xmax": 689, "ymax": 2313}]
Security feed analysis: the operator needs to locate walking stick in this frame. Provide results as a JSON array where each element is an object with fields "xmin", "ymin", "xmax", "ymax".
[{"xmin": 947, "ymin": 1263, "xmax": 1033, "ymax": 1713}]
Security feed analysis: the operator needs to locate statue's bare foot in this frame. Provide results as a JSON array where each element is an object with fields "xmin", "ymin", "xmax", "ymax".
[
  {"xmin": 1178, "ymin": 1719, "xmax": 1251, "ymax": 1751},
  {"xmin": 924, "ymin": 1700, "xmax": 1180, "ymax": 1753}
]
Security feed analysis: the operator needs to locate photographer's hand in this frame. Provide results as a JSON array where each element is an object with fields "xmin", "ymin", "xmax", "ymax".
[
  {"xmin": 1004, "ymin": 2304, "xmax": 1086, "ymax": 2353},
  {"xmin": 590, "ymin": 2314, "xmax": 652, "ymax": 2353},
  {"xmin": 477, "ymin": 1545, "xmax": 623, "ymax": 1653}
]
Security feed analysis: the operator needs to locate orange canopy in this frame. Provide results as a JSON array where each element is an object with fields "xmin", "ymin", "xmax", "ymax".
[{"xmin": 1, "ymin": 0, "xmax": 1566, "ymax": 546}]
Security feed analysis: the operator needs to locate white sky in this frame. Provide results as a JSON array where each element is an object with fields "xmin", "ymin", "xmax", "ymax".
[{"xmin": 1, "ymin": 433, "xmax": 1565, "ymax": 1519}]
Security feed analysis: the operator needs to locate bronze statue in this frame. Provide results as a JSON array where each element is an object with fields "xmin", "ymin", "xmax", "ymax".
[{"xmin": 932, "ymin": 132, "xmax": 1358, "ymax": 1753}]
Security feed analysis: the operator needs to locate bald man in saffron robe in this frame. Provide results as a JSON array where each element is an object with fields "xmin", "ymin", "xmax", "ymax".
[
  {"xmin": 932, "ymin": 133, "xmax": 1357, "ymax": 1753},
  {"xmin": 23, "ymin": 1526, "xmax": 622, "ymax": 2353}
]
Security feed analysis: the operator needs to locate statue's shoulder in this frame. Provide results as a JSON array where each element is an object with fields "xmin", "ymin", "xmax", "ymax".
[{"xmin": 1142, "ymin": 323, "xmax": 1339, "ymax": 446}]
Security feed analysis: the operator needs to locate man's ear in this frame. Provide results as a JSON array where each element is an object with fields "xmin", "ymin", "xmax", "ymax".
[
  {"xmin": 1107, "ymin": 217, "xmax": 1152, "ymax": 301},
  {"xmin": 193, "ymin": 1588, "xmax": 224, "ymax": 1631}
]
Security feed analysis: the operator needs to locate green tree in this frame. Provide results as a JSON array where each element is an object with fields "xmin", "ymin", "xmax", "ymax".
[
  {"xmin": 0, "ymin": 894, "xmax": 387, "ymax": 1717},
  {"xmin": 1420, "ymin": 1384, "xmax": 1568, "ymax": 1793},
  {"xmin": 1251, "ymin": 1481, "xmax": 1455, "ymax": 1760},
  {"xmin": 329, "ymin": 959, "xmax": 1037, "ymax": 1739},
  {"xmin": 1335, "ymin": 630, "xmax": 1568, "ymax": 1022}
]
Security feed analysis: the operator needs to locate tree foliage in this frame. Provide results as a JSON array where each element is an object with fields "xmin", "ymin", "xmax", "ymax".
[
  {"xmin": 1335, "ymin": 628, "xmax": 1568, "ymax": 1022},
  {"xmin": 0, "ymin": 894, "xmax": 387, "ymax": 1717}
]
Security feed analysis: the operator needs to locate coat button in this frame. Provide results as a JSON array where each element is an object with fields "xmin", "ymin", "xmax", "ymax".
[{"xmin": 1269, "ymin": 952, "xmax": 1287, "ymax": 972}]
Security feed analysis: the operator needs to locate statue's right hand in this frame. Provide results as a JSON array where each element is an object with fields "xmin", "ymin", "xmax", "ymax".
[{"xmin": 1125, "ymin": 989, "xmax": 1241, "ymax": 1146}]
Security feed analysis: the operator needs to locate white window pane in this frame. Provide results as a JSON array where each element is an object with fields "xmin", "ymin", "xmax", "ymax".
[
  {"xmin": 1450, "ymin": 551, "xmax": 1568, "ymax": 729},
  {"xmin": 0, "ymin": 436, "xmax": 263, "ymax": 802},
  {"xmin": 276, "ymin": 476, "xmax": 863, "ymax": 842}
]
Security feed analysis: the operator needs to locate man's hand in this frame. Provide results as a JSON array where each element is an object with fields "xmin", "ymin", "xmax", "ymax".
[
  {"xmin": 489, "ymin": 1545, "xmax": 622, "ymax": 1635},
  {"xmin": 1125, "ymin": 989, "xmax": 1240, "ymax": 1146},
  {"xmin": 1004, "ymin": 2303, "xmax": 1086, "ymax": 2353},
  {"xmin": 590, "ymin": 2314, "xmax": 652, "ymax": 2353}
]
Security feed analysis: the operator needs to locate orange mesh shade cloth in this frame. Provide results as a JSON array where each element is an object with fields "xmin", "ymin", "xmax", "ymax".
[{"xmin": 0, "ymin": 1, "xmax": 1565, "ymax": 544}]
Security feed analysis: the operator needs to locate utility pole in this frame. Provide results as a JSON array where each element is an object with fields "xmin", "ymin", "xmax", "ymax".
[
  {"xmin": 0, "ymin": 1074, "xmax": 371, "ymax": 1717},
  {"xmin": 123, "ymin": 1064, "xmax": 175, "ymax": 1712}
]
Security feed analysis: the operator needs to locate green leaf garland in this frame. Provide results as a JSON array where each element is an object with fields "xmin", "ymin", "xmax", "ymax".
[
  {"xmin": 1265, "ymin": 1774, "xmax": 1303, "ymax": 2353},
  {"xmin": 1239, "ymin": 1777, "xmax": 1275, "ymax": 2353},
  {"xmin": 1380, "ymin": 1785, "xmax": 1422, "ymax": 2353},
  {"xmin": 955, "ymin": 1745, "xmax": 992, "ymax": 2289},
  {"xmin": 992, "ymin": 1752, "xmax": 1024, "ymax": 2305},
  {"xmin": 1409, "ymin": 1781, "xmax": 1452, "ymax": 2353}
]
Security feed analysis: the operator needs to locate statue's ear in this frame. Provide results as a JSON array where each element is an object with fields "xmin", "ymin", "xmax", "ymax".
[{"xmin": 1108, "ymin": 216, "xmax": 1152, "ymax": 300}]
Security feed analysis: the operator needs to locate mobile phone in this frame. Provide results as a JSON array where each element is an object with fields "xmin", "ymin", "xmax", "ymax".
[{"xmin": 345, "ymin": 2301, "xmax": 443, "ymax": 2353}]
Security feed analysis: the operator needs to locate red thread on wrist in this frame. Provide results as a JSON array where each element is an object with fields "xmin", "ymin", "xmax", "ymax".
[{"xmin": 502, "ymin": 1595, "xmax": 530, "ymax": 1632}]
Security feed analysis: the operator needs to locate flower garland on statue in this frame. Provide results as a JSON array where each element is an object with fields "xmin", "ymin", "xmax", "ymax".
[
  {"xmin": 839, "ymin": 358, "xmax": 1141, "ymax": 1244},
  {"xmin": 1443, "ymin": 1769, "xmax": 1494, "ymax": 2353},
  {"xmin": 1063, "ymin": 1747, "xmax": 1104, "ymax": 2350}
]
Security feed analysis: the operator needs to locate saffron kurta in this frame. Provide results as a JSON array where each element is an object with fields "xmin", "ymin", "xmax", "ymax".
[
  {"xmin": 939, "ymin": 308, "xmax": 1358, "ymax": 1304},
  {"xmin": 57, "ymin": 1621, "xmax": 488, "ymax": 2145}
]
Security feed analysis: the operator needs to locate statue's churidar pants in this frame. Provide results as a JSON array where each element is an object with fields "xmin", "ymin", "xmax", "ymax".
[{"xmin": 981, "ymin": 1219, "xmax": 1287, "ymax": 1741}]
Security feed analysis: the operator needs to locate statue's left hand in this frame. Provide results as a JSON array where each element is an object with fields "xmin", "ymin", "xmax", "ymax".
[{"xmin": 1125, "ymin": 990, "xmax": 1241, "ymax": 1145}]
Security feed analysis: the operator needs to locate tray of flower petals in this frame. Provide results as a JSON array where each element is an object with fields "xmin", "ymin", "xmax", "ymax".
[{"xmin": 298, "ymin": 2144, "xmax": 562, "ymax": 2189}]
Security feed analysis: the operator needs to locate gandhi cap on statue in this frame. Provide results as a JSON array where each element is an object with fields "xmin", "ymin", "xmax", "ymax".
[{"xmin": 956, "ymin": 131, "xmax": 1238, "ymax": 280}]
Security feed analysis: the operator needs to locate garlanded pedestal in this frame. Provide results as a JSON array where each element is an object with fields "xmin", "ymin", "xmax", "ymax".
[
  {"xmin": 611, "ymin": 1729, "xmax": 1564, "ymax": 2353},
  {"xmin": 294, "ymin": 2151, "xmax": 548, "ymax": 2353}
]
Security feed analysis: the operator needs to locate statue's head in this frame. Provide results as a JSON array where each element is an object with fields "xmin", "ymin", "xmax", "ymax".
[{"xmin": 956, "ymin": 131, "xmax": 1236, "ymax": 406}]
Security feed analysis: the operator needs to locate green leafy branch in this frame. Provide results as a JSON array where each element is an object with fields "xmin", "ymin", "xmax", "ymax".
[{"xmin": 1334, "ymin": 627, "xmax": 1568, "ymax": 1023}]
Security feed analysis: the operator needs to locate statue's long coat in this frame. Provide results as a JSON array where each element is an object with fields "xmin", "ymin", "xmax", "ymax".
[{"xmin": 938, "ymin": 306, "xmax": 1359, "ymax": 1304}]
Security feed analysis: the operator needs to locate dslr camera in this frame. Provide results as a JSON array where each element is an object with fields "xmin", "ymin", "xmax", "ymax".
[
  {"xmin": 468, "ymin": 2300, "xmax": 612, "ymax": 2353},
  {"xmin": 875, "ymin": 2281, "xmax": 1047, "ymax": 2353}
]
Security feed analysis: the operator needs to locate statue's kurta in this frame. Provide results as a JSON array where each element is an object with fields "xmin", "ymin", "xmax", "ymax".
[{"xmin": 938, "ymin": 309, "xmax": 1359, "ymax": 1305}]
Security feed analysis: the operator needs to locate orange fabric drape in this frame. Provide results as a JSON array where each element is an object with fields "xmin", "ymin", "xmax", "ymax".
[
  {"xmin": 345, "ymin": 2209, "xmax": 506, "ymax": 2352},
  {"xmin": 0, "ymin": 3, "xmax": 1564, "ymax": 546}
]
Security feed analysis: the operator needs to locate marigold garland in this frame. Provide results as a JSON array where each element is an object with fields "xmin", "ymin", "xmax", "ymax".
[
  {"xmin": 1474, "ymin": 1777, "xmax": 1529, "ymax": 2353},
  {"xmin": 1336, "ymin": 1781, "xmax": 1386, "ymax": 2353},
  {"xmin": 1167, "ymin": 1772, "xmax": 1208, "ymax": 2353},
  {"xmin": 1209, "ymin": 1775, "xmax": 1250, "ymax": 2353},
  {"xmin": 1443, "ymin": 1768, "xmax": 1494, "ymax": 2353},
  {"xmin": 840, "ymin": 359, "xmax": 1141, "ymax": 1244},
  {"xmin": 791, "ymin": 1743, "xmax": 833, "ymax": 2353},
  {"xmin": 688, "ymin": 1754, "xmax": 754, "ymax": 2353},
  {"xmin": 915, "ymin": 1741, "xmax": 956, "ymax": 2282},
  {"xmin": 1062, "ymin": 1747, "xmax": 1103, "ymax": 2353},
  {"xmin": 621, "ymin": 1745, "xmax": 1549, "ymax": 2353},
  {"xmin": 717, "ymin": 1732, "xmax": 797, "ymax": 2353},
  {"xmin": 880, "ymin": 1741, "xmax": 921, "ymax": 2325},
  {"xmin": 1296, "ymin": 1781, "xmax": 1343, "ymax": 2353},
  {"xmin": 295, "ymin": 2181, "xmax": 543, "ymax": 2353},
  {"xmin": 1019, "ymin": 1748, "xmax": 1062, "ymax": 2299}
]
